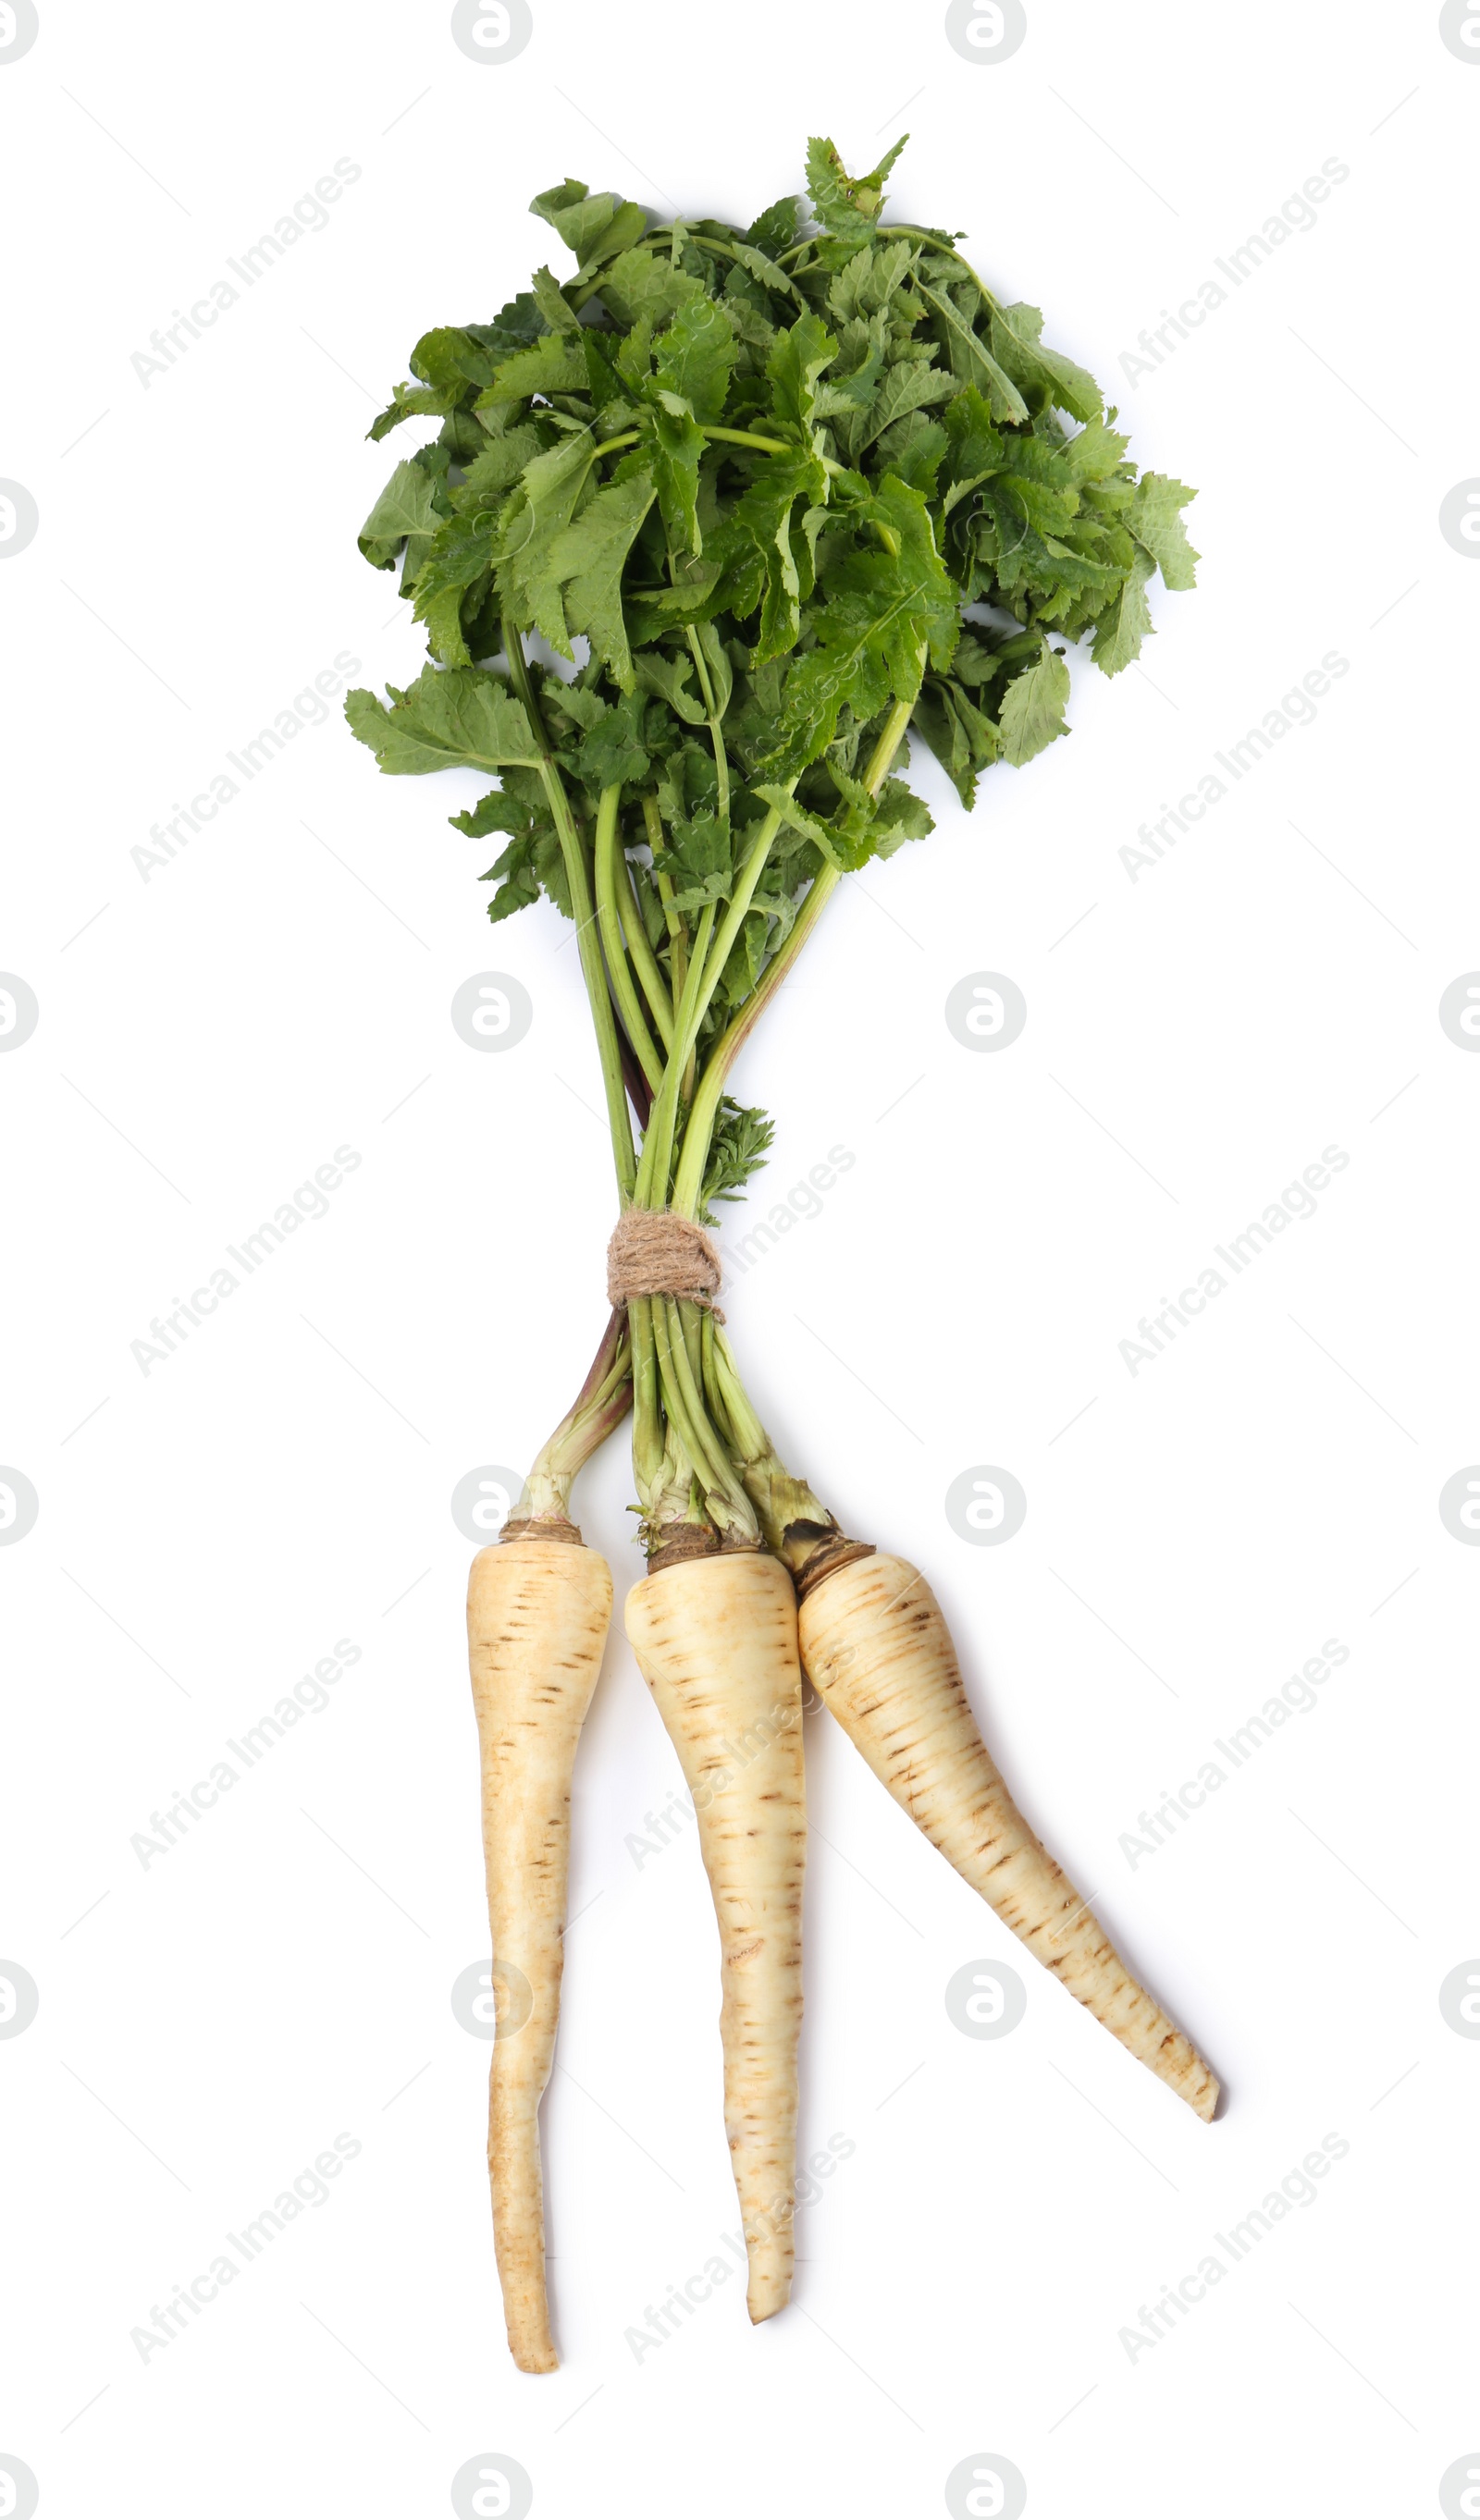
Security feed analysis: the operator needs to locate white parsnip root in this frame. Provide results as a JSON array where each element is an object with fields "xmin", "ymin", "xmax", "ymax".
[
  {"xmin": 625, "ymin": 1552, "xmax": 806, "ymax": 2321},
  {"xmin": 467, "ymin": 1537, "xmax": 613, "ymax": 2372},
  {"xmin": 799, "ymin": 1553, "xmax": 1218, "ymax": 2120}
]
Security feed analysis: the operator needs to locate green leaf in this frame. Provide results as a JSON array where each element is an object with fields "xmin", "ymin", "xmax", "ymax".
[
  {"xmin": 853, "ymin": 356, "xmax": 956, "ymax": 454},
  {"xmin": 918, "ymin": 281, "xmax": 1029, "ymax": 425},
  {"xmin": 746, "ymin": 195, "xmax": 799, "ymax": 258},
  {"xmin": 358, "ymin": 460, "xmax": 441, "ymax": 570},
  {"xmin": 698, "ymin": 1097, "xmax": 775, "ymax": 1223},
  {"xmin": 598, "ymin": 247, "xmax": 705, "ymax": 330},
  {"xmin": 530, "ymin": 264, "xmax": 581, "ymax": 337},
  {"xmin": 570, "ymin": 688, "xmax": 652, "ymax": 789},
  {"xmin": 806, "ymin": 133, "xmax": 908, "ymax": 248},
  {"xmin": 477, "ymin": 333, "xmax": 590, "ymax": 406},
  {"xmin": 547, "ymin": 469, "xmax": 657, "ymax": 688},
  {"xmin": 862, "ymin": 473, "xmax": 960, "ymax": 672},
  {"xmin": 1060, "ymin": 413, "xmax": 1130, "ymax": 484},
  {"xmin": 1129, "ymin": 473, "xmax": 1200, "ymax": 590},
  {"xmin": 452, "ymin": 425, "xmax": 547, "ymax": 510},
  {"xmin": 752, "ymin": 782, "xmax": 845, "ymax": 867},
  {"xmin": 711, "ymin": 452, "xmax": 821, "ymax": 659},
  {"xmin": 345, "ymin": 664, "xmax": 544, "ymax": 776},
  {"xmin": 654, "ymin": 299, "xmax": 737, "ymax": 425},
  {"xmin": 496, "ymin": 432, "xmax": 597, "ymax": 655},
  {"xmin": 572, "ymin": 202, "xmax": 648, "ymax": 282},
  {"xmin": 648, "ymin": 399, "xmax": 707, "ymax": 555},
  {"xmin": 411, "ymin": 326, "xmax": 497, "ymax": 394},
  {"xmin": 657, "ymin": 805, "xmax": 732, "ymax": 912},
  {"xmin": 910, "ymin": 678, "xmax": 1000, "ymax": 808},
  {"xmin": 989, "ymin": 302, "xmax": 1102, "ymax": 424},
  {"xmin": 998, "ymin": 646, "xmax": 1071, "ymax": 767},
  {"xmin": 530, "ymin": 178, "xmax": 628, "ymax": 264},
  {"xmin": 465, "ymin": 771, "xmax": 574, "ymax": 922},
  {"xmin": 765, "ymin": 311, "xmax": 838, "ymax": 436},
  {"xmin": 692, "ymin": 620, "xmax": 734, "ymax": 722},
  {"xmin": 1091, "ymin": 547, "xmax": 1155, "ymax": 675},
  {"xmin": 635, "ymin": 647, "xmax": 708, "ymax": 724}
]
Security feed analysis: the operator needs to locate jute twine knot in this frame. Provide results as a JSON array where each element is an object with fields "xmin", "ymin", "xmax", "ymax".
[{"xmin": 606, "ymin": 1210, "xmax": 722, "ymax": 1312}]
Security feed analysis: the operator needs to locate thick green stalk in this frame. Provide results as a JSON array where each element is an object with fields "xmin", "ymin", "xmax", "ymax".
[
  {"xmin": 502, "ymin": 614, "xmax": 636, "ymax": 1200},
  {"xmin": 594, "ymin": 785, "xmax": 664, "ymax": 1095}
]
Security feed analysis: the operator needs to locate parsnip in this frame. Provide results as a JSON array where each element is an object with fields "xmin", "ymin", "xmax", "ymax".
[
  {"xmin": 799, "ymin": 1554, "xmax": 1218, "ymax": 2120},
  {"xmin": 625, "ymin": 1552, "xmax": 807, "ymax": 2319},
  {"xmin": 467, "ymin": 1537, "xmax": 613, "ymax": 2372}
]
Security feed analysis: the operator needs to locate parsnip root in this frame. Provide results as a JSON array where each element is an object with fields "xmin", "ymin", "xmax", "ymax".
[
  {"xmin": 799, "ymin": 1553, "xmax": 1218, "ymax": 2120},
  {"xmin": 467, "ymin": 1537, "xmax": 613, "ymax": 2371},
  {"xmin": 625, "ymin": 1552, "xmax": 807, "ymax": 2319}
]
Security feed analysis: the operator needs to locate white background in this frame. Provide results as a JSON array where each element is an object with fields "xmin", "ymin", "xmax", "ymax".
[{"xmin": 3, "ymin": 3, "xmax": 1479, "ymax": 2514}]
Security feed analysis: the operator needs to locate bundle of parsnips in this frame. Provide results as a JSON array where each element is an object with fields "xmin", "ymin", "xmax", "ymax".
[{"xmin": 348, "ymin": 132, "xmax": 1215, "ymax": 2373}]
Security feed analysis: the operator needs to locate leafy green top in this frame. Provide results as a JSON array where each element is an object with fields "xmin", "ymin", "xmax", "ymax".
[{"xmin": 347, "ymin": 133, "xmax": 1196, "ymax": 1115}]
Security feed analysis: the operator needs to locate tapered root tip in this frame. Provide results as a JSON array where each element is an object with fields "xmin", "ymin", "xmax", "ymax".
[
  {"xmin": 746, "ymin": 2268, "xmax": 793, "ymax": 2324},
  {"xmin": 509, "ymin": 2332, "xmax": 559, "ymax": 2375},
  {"xmin": 1190, "ymin": 2070, "xmax": 1220, "ymax": 2123}
]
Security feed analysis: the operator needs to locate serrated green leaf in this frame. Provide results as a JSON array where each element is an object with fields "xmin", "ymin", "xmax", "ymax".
[
  {"xmin": 1091, "ymin": 546, "xmax": 1155, "ymax": 674},
  {"xmin": 997, "ymin": 646, "xmax": 1071, "ymax": 766},
  {"xmin": 496, "ymin": 432, "xmax": 597, "ymax": 655},
  {"xmin": 806, "ymin": 133, "xmax": 907, "ymax": 248},
  {"xmin": 989, "ymin": 302, "xmax": 1102, "ymax": 424},
  {"xmin": 1130, "ymin": 473, "xmax": 1200, "ymax": 590},
  {"xmin": 598, "ymin": 247, "xmax": 705, "ymax": 330},
  {"xmin": 918, "ymin": 281, "xmax": 1029, "ymax": 425},
  {"xmin": 570, "ymin": 688, "xmax": 651, "ymax": 789},
  {"xmin": 853, "ymin": 356, "xmax": 956, "ymax": 453},
  {"xmin": 766, "ymin": 311, "xmax": 838, "ymax": 436},
  {"xmin": 635, "ymin": 647, "xmax": 708, "ymax": 724},
  {"xmin": 345, "ymin": 664, "xmax": 544, "ymax": 776},
  {"xmin": 746, "ymin": 195, "xmax": 800, "ymax": 258},
  {"xmin": 547, "ymin": 469, "xmax": 657, "ymax": 688},
  {"xmin": 654, "ymin": 299, "xmax": 737, "ymax": 425},
  {"xmin": 477, "ymin": 334, "xmax": 589, "ymax": 406},
  {"xmin": 530, "ymin": 264, "xmax": 582, "ymax": 337}
]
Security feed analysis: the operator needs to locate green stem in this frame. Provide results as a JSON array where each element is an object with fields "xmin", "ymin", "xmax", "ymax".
[
  {"xmin": 670, "ymin": 678, "xmax": 919, "ymax": 1216},
  {"xmin": 651, "ymin": 1297, "xmax": 757, "ymax": 1542},
  {"xmin": 502, "ymin": 613, "xmax": 636, "ymax": 1200},
  {"xmin": 646, "ymin": 801, "xmax": 694, "ymax": 1101},
  {"xmin": 627, "ymin": 1293, "xmax": 666, "ymax": 1508},
  {"xmin": 634, "ymin": 227, "xmax": 812, "ymax": 312},
  {"xmin": 518, "ymin": 1309, "xmax": 633, "ymax": 1528},
  {"xmin": 684, "ymin": 624, "xmax": 731, "ymax": 830},
  {"xmin": 671, "ymin": 862, "xmax": 840, "ymax": 1219},
  {"xmin": 620, "ymin": 854, "xmax": 675, "ymax": 1051},
  {"xmin": 633, "ymin": 897, "xmax": 715, "ymax": 1210},
  {"xmin": 594, "ymin": 786, "xmax": 665, "ymax": 1095},
  {"xmin": 589, "ymin": 424, "xmax": 841, "ymax": 476},
  {"xmin": 636, "ymin": 788, "xmax": 794, "ymax": 1210},
  {"xmin": 703, "ymin": 425, "xmax": 843, "ymax": 476},
  {"xmin": 880, "ymin": 225, "xmax": 1001, "ymax": 313}
]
